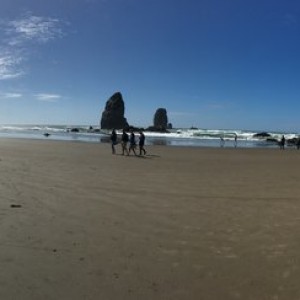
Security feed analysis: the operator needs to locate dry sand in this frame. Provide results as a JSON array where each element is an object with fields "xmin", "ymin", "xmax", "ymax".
[{"xmin": 0, "ymin": 138, "xmax": 300, "ymax": 300}]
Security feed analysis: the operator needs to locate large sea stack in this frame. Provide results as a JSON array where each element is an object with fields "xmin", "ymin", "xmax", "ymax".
[
  {"xmin": 146, "ymin": 108, "xmax": 169, "ymax": 132},
  {"xmin": 154, "ymin": 108, "xmax": 168, "ymax": 130},
  {"xmin": 100, "ymin": 92, "xmax": 129, "ymax": 129}
]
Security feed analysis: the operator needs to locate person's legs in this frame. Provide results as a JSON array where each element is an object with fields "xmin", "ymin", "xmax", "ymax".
[
  {"xmin": 112, "ymin": 143, "xmax": 115, "ymax": 154},
  {"xmin": 124, "ymin": 143, "xmax": 129, "ymax": 155}
]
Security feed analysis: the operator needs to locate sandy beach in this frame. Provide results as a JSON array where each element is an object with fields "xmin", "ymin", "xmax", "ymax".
[{"xmin": 0, "ymin": 138, "xmax": 300, "ymax": 300}]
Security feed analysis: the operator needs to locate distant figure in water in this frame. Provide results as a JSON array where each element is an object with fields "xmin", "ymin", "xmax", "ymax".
[
  {"xmin": 128, "ymin": 130, "xmax": 137, "ymax": 155},
  {"xmin": 220, "ymin": 137, "xmax": 225, "ymax": 147},
  {"xmin": 139, "ymin": 131, "xmax": 147, "ymax": 155},
  {"xmin": 296, "ymin": 138, "xmax": 300, "ymax": 150},
  {"xmin": 121, "ymin": 129, "xmax": 129, "ymax": 155},
  {"xmin": 234, "ymin": 134, "xmax": 238, "ymax": 148},
  {"xmin": 280, "ymin": 135, "xmax": 285, "ymax": 150},
  {"xmin": 110, "ymin": 129, "xmax": 117, "ymax": 154}
]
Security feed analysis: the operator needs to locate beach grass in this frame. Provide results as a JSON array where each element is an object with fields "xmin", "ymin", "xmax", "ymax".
[{"xmin": 0, "ymin": 138, "xmax": 300, "ymax": 299}]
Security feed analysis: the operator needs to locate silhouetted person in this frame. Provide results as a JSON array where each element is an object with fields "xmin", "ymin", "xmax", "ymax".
[
  {"xmin": 139, "ymin": 131, "xmax": 147, "ymax": 155},
  {"xmin": 220, "ymin": 137, "xmax": 225, "ymax": 147},
  {"xmin": 128, "ymin": 130, "xmax": 137, "ymax": 155},
  {"xmin": 280, "ymin": 135, "xmax": 285, "ymax": 150},
  {"xmin": 296, "ymin": 138, "xmax": 300, "ymax": 150},
  {"xmin": 110, "ymin": 129, "xmax": 117, "ymax": 154},
  {"xmin": 234, "ymin": 133, "xmax": 238, "ymax": 148},
  {"xmin": 121, "ymin": 129, "xmax": 129, "ymax": 155}
]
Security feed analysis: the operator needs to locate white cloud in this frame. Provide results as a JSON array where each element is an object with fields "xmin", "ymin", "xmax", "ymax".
[
  {"xmin": 5, "ymin": 13, "xmax": 64, "ymax": 46},
  {"xmin": 0, "ymin": 52, "xmax": 24, "ymax": 79},
  {"xmin": 35, "ymin": 93, "xmax": 62, "ymax": 102},
  {"xmin": 2, "ymin": 92, "xmax": 23, "ymax": 98},
  {"xmin": 0, "ymin": 12, "xmax": 66, "ymax": 80}
]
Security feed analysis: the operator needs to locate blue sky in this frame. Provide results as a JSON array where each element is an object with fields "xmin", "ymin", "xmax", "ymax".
[{"xmin": 0, "ymin": 0, "xmax": 299, "ymax": 131}]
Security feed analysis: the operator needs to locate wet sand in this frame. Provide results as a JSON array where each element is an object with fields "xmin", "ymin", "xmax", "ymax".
[{"xmin": 0, "ymin": 138, "xmax": 300, "ymax": 300}]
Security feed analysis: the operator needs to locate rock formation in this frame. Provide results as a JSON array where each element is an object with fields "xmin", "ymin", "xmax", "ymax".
[
  {"xmin": 100, "ymin": 92, "xmax": 129, "ymax": 129},
  {"xmin": 146, "ymin": 108, "xmax": 169, "ymax": 132},
  {"xmin": 153, "ymin": 108, "xmax": 168, "ymax": 130},
  {"xmin": 253, "ymin": 132, "xmax": 271, "ymax": 138}
]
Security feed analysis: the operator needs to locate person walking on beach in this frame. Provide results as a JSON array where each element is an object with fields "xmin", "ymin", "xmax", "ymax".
[
  {"xmin": 128, "ymin": 130, "xmax": 137, "ymax": 155},
  {"xmin": 220, "ymin": 136, "xmax": 225, "ymax": 147},
  {"xmin": 234, "ymin": 133, "xmax": 238, "ymax": 148},
  {"xmin": 121, "ymin": 129, "xmax": 129, "ymax": 155},
  {"xmin": 110, "ymin": 129, "xmax": 118, "ymax": 154},
  {"xmin": 110, "ymin": 129, "xmax": 117, "ymax": 154},
  {"xmin": 280, "ymin": 135, "xmax": 285, "ymax": 150},
  {"xmin": 296, "ymin": 137, "xmax": 300, "ymax": 150},
  {"xmin": 138, "ymin": 131, "xmax": 147, "ymax": 155}
]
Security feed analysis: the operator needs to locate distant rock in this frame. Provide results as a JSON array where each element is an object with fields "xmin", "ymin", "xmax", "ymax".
[
  {"xmin": 253, "ymin": 132, "xmax": 271, "ymax": 138},
  {"xmin": 153, "ymin": 108, "xmax": 168, "ymax": 129},
  {"xmin": 287, "ymin": 137, "xmax": 299, "ymax": 145},
  {"xmin": 154, "ymin": 108, "xmax": 168, "ymax": 130},
  {"xmin": 145, "ymin": 108, "xmax": 170, "ymax": 132},
  {"xmin": 100, "ymin": 92, "xmax": 129, "ymax": 129},
  {"xmin": 146, "ymin": 126, "xmax": 169, "ymax": 133},
  {"xmin": 128, "ymin": 126, "xmax": 145, "ymax": 132},
  {"xmin": 266, "ymin": 138, "xmax": 279, "ymax": 143}
]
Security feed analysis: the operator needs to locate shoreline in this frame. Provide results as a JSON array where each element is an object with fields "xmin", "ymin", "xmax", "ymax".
[
  {"xmin": 0, "ymin": 134, "xmax": 297, "ymax": 150},
  {"xmin": 1, "ymin": 125, "xmax": 299, "ymax": 149},
  {"xmin": 0, "ymin": 138, "xmax": 300, "ymax": 299}
]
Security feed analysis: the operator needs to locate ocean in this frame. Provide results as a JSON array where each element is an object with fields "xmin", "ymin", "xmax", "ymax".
[{"xmin": 0, "ymin": 124, "xmax": 299, "ymax": 149}]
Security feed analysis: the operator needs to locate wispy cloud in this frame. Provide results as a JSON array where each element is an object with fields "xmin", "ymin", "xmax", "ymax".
[
  {"xmin": 1, "ymin": 92, "xmax": 23, "ymax": 98},
  {"xmin": 5, "ymin": 13, "xmax": 64, "ymax": 46},
  {"xmin": 0, "ymin": 52, "xmax": 24, "ymax": 80},
  {"xmin": 0, "ymin": 11, "xmax": 67, "ymax": 80},
  {"xmin": 35, "ymin": 93, "xmax": 62, "ymax": 102}
]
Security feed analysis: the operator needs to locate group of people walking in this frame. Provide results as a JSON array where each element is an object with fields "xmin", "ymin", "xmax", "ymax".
[{"xmin": 110, "ymin": 129, "xmax": 147, "ymax": 156}]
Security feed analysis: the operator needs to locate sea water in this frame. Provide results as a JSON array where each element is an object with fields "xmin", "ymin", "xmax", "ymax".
[{"xmin": 0, "ymin": 125, "xmax": 299, "ymax": 149}]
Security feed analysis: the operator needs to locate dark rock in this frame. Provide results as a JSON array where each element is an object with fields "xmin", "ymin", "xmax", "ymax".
[
  {"xmin": 153, "ymin": 108, "xmax": 168, "ymax": 130},
  {"xmin": 253, "ymin": 132, "xmax": 271, "ymax": 138},
  {"xmin": 287, "ymin": 138, "xmax": 300, "ymax": 145},
  {"xmin": 146, "ymin": 108, "xmax": 170, "ymax": 132},
  {"xmin": 266, "ymin": 138, "xmax": 279, "ymax": 143},
  {"xmin": 10, "ymin": 204, "xmax": 22, "ymax": 208},
  {"xmin": 145, "ymin": 126, "xmax": 169, "ymax": 133},
  {"xmin": 127, "ymin": 126, "xmax": 145, "ymax": 132},
  {"xmin": 100, "ymin": 92, "xmax": 129, "ymax": 129},
  {"xmin": 70, "ymin": 128, "xmax": 79, "ymax": 133}
]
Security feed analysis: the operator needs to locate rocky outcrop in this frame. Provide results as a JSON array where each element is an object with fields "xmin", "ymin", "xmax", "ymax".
[
  {"xmin": 145, "ymin": 108, "xmax": 170, "ymax": 132},
  {"xmin": 100, "ymin": 92, "xmax": 129, "ymax": 129},
  {"xmin": 253, "ymin": 132, "xmax": 271, "ymax": 138},
  {"xmin": 153, "ymin": 108, "xmax": 168, "ymax": 130}
]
